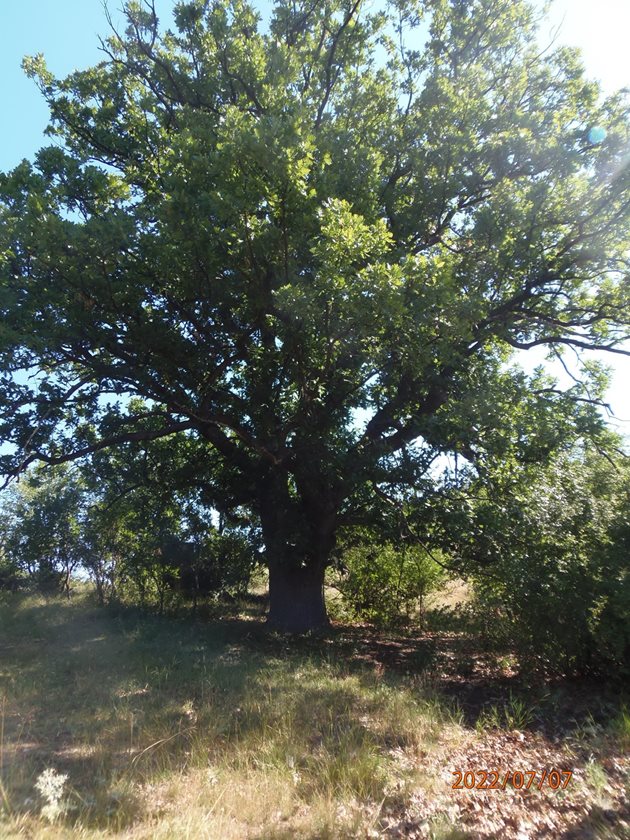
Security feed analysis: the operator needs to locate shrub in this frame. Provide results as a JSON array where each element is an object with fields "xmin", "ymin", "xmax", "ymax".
[
  {"xmin": 162, "ymin": 531, "xmax": 257, "ymax": 602},
  {"xmin": 467, "ymin": 448, "xmax": 630, "ymax": 677},
  {"xmin": 332, "ymin": 541, "xmax": 444, "ymax": 629},
  {"xmin": 0, "ymin": 554, "xmax": 24, "ymax": 591}
]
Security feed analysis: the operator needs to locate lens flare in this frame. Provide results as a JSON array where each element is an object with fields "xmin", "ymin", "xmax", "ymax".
[{"xmin": 588, "ymin": 126, "xmax": 607, "ymax": 144}]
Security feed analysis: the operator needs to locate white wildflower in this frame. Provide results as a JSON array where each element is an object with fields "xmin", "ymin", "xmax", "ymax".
[{"xmin": 35, "ymin": 767, "xmax": 69, "ymax": 823}]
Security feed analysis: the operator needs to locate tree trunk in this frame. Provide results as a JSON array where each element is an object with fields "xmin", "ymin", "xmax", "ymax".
[
  {"xmin": 257, "ymin": 467, "xmax": 336, "ymax": 633},
  {"xmin": 267, "ymin": 561, "xmax": 329, "ymax": 633}
]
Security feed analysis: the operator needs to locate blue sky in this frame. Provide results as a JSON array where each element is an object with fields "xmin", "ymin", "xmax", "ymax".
[
  {"xmin": 0, "ymin": 0, "xmax": 628, "ymax": 430},
  {"xmin": 1, "ymin": 0, "xmax": 175, "ymax": 168}
]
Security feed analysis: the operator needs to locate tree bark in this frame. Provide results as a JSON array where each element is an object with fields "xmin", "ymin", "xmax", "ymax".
[
  {"xmin": 257, "ymin": 467, "xmax": 335, "ymax": 633},
  {"xmin": 267, "ymin": 561, "xmax": 329, "ymax": 633}
]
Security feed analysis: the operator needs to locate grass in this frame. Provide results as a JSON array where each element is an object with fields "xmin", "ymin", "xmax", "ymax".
[
  {"xmin": 0, "ymin": 589, "xmax": 628, "ymax": 839},
  {"xmin": 0, "ymin": 591, "xmax": 457, "ymax": 838},
  {"xmin": 474, "ymin": 692, "xmax": 535, "ymax": 733}
]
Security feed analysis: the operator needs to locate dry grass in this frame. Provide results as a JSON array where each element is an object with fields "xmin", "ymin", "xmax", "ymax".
[
  {"xmin": 0, "ymin": 591, "xmax": 460, "ymax": 838},
  {"xmin": 425, "ymin": 579, "xmax": 471, "ymax": 612},
  {"xmin": 0, "ymin": 590, "xmax": 628, "ymax": 839}
]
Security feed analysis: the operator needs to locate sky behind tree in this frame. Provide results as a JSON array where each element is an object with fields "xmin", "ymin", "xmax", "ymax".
[{"xmin": 1, "ymin": 0, "xmax": 628, "ymax": 428}]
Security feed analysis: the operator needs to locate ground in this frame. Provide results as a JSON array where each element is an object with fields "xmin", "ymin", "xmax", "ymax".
[{"xmin": 0, "ymin": 590, "xmax": 628, "ymax": 839}]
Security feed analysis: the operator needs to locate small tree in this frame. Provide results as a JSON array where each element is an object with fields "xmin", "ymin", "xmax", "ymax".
[
  {"xmin": 1, "ymin": 466, "xmax": 86, "ymax": 595},
  {"xmin": 1, "ymin": 0, "xmax": 629, "ymax": 630},
  {"xmin": 81, "ymin": 434, "xmax": 258, "ymax": 608}
]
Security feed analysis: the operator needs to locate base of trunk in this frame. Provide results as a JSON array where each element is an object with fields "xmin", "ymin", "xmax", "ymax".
[{"xmin": 267, "ymin": 562, "xmax": 329, "ymax": 633}]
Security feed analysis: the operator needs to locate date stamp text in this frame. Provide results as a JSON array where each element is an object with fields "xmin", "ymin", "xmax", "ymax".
[{"xmin": 451, "ymin": 769, "xmax": 573, "ymax": 790}]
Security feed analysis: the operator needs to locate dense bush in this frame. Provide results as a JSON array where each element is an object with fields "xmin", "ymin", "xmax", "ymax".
[
  {"xmin": 0, "ymin": 459, "xmax": 258, "ymax": 610},
  {"xmin": 0, "ymin": 554, "xmax": 24, "ymax": 591},
  {"xmin": 447, "ymin": 447, "xmax": 630, "ymax": 676},
  {"xmin": 331, "ymin": 541, "xmax": 445, "ymax": 628},
  {"xmin": 91, "ymin": 517, "xmax": 257, "ymax": 612},
  {"xmin": 160, "ymin": 531, "xmax": 257, "ymax": 603}
]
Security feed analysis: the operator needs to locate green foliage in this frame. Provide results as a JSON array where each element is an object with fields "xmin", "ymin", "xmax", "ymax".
[
  {"xmin": 0, "ymin": 550, "xmax": 24, "ymax": 591},
  {"xmin": 332, "ymin": 540, "xmax": 444, "ymax": 628},
  {"xmin": 0, "ymin": 442, "xmax": 258, "ymax": 609},
  {"xmin": 88, "ymin": 487, "xmax": 257, "ymax": 612},
  {"xmin": 77, "ymin": 434, "xmax": 260, "ymax": 609},
  {"xmin": 475, "ymin": 692, "xmax": 535, "ymax": 732},
  {"xmin": 460, "ymin": 445, "xmax": 630, "ymax": 676},
  {"xmin": 0, "ymin": 0, "xmax": 629, "ymax": 629},
  {"xmin": 160, "ymin": 530, "xmax": 257, "ymax": 603},
  {"xmin": 0, "ymin": 465, "xmax": 87, "ymax": 594}
]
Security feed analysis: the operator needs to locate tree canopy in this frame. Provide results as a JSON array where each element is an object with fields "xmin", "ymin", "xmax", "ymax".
[{"xmin": 1, "ymin": 0, "xmax": 629, "ymax": 630}]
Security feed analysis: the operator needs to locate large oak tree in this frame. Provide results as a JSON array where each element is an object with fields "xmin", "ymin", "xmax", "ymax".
[{"xmin": 1, "ymin": 0, "xmax": 629, "ymax": 630}]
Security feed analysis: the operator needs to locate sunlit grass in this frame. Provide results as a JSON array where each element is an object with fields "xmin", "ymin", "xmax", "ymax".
[
  {"xmin": 0, "ymin": 591, "xmax": 463, "ymax": 838},
  {"xmin": 1, "ymin": 590, "xmax": 628, "ymax": 839}
]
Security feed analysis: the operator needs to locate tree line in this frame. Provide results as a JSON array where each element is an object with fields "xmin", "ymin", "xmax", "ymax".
[{"xmin": 2, "ymin": 433, "xmax": 629, "ymax": 677}]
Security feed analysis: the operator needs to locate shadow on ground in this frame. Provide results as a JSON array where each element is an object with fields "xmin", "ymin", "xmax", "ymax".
[{"xmin": 1, "ymin": 592, "xmax": 627, "ymax": 835}]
